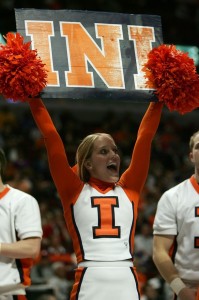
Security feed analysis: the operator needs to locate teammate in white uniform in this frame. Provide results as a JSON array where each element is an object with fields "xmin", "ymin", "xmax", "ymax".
[
  {"xmin": 0, "ymin": 148, "xmax": 43, "ymax": 300},
  {"xmin": 153, "ymin": 130, "xmax": 199, "ymax": 300}
]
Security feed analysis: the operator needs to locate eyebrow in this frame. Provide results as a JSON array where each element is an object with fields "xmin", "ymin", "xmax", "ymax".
[
  {"xmin": 96, "ymin": 144, "xmax": 117, "ymax": 150},
  {"xmin": 98, "ymin": 146, "xmax": 109, "ymax": 150}
]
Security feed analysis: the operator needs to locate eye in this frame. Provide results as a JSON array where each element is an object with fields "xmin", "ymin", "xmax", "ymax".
[
  {"xmin": 113, "ymin": 148, "xmax": 119, "ymax": 154},
  {"xmin": 194, "ymin": 143, "xmax": 199, "ymax": 150},
  {"xmin": 100, "ymin": 148, "xmax": 108, "ymax": 154}
]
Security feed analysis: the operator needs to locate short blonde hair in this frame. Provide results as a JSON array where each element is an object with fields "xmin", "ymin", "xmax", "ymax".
[
  {"xmin": 189, "ymin": 131, "xmax": 199, "ymax": 151},
  {"xmin": 76, "ymin": 133, "xmax": 112, "ymax": 182}
]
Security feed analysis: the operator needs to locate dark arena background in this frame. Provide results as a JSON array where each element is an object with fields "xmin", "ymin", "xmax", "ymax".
[{"xmin": 0, "ymin": 1, "xmax": 198, "ymax": 299}]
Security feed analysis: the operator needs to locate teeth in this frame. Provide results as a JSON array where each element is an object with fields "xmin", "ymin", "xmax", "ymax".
[{"xmin": 108, "ymin": 162, "xmax": 116, "ymax": 167}]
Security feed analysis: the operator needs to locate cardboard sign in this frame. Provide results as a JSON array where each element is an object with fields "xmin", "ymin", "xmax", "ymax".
[{"xmin": 15, "ymin": 9, "xmax": 163, "ymax": 101}]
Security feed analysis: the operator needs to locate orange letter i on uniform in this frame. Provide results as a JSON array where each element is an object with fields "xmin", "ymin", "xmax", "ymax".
[
  {"xmin": 91, "ymin": 196, "xmax": 120, "ymax": 238},
  {"xmin": 195, "ymin": 207, "xmax": 199, "ymax": 248}
]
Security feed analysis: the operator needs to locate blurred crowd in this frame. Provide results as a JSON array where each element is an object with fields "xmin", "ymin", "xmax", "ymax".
[
  {"xmin": 0, "ymin": 99, "xmax": 197, "ymax": 299},
  {"xmin": 0, "ymin": 0, "xmax": 199, "ymax": 46}
]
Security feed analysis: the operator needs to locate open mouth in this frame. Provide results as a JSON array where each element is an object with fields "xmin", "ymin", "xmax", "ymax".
[{"xmin": 107, "ymin": 163, "xmax": 117, "ymax": 172}]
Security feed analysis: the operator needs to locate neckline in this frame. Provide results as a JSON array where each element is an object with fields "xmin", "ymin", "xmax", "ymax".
[
  {"xmin": 190, "ymin": 175, "xmax": 199, "ymax": 193},
  {"xmin": 89, "ymin": 177, "xmax": 115, "ymax": 192},
  {"xmin": 0, "ymin": 185, "xmax": 10, "ymax": 199}
]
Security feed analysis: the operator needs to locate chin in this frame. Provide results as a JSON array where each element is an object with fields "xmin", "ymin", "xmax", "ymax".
[{"xmin": 109, "ymin": 175, "xmax": 119, "ymax": 183}]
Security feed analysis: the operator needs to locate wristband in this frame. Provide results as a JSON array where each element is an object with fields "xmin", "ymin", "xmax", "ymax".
[{"xmin": 170, "ymin": 278, "xmax": 186, "ymax": 295}]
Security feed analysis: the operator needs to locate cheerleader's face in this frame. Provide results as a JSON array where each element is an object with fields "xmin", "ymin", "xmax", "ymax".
[
  {"xmin": 85, "ymin": 134, "xmax": 120, "ymax": 183},
  {"xmin": 190, "ymin": 133, "xmax": 199, "ymax": 169}
]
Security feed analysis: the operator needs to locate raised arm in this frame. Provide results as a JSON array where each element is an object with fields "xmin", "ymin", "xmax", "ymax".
[
  {"xmin": 119, "ymin": 102, "xmax": 163, "ymax": 193},
  {"xmin": 28, "ymin": 98, "xmax": 83, "ymax": 200}
]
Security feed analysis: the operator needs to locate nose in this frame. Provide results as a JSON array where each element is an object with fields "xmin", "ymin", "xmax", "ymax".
[
  {"xmin": 110, "ymin": 150, "xmax": 119, "ymax": 159},
  {"xmin": 110, "ymin": 150, "xmax": 115, "ymax": 156}
]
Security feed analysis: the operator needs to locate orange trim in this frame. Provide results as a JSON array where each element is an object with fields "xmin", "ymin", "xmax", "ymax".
[
  {"xmin": 65, "ymin": 205, "xmax": 84, "ymax": 263},
  {"xmin": 17, "ymin": 258, "xmax": 33, "ymax": 286},
  {"xmin": 190, "ymin": 175, "xmax": 199, "ymax": 194},
  {"xmin": 0, "ymin": 186, "xmax": 10, "ymax": 199},
  {"xmin": 70, "ymin": 267, "xmax": 85, "ymax": 300}
]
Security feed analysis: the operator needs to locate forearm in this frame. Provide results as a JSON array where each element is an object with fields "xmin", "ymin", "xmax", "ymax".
[
  {"xmin": 29, "ymin": 98, "xmax": 64, "ymax": 156},
  {"xmin": 120, "ymin": 102, "xmax": 163, "ymax": 189},
  {"xmin": 29, "ymin": 98, "xmax": 57, "ymax": 136},
  {"xmin": 153, "ymin": 250, "xmax": 179, "ymax": 283},
  {"xmin": 0, "ymin": 238, "xmax": 41, "ymax": 259},
  {"xmin": 153, "ymin": 235, "xmax": 189, "ymax": 298},
  {"xmin": 137, "ymin": 102, "xmax": 163, "ymax": 137}
]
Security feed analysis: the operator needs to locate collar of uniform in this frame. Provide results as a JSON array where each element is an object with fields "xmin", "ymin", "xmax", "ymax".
[
  {"xmin": 89, "ymin": 177, "xmax": 115, "ymax": 193},
  {"xmin": 190, "ymin": 175, "xmax": 199, "ymax": 193},
  {"xmin": 0, "ymin": 185, "xmax": 10, "ymax": 199}
]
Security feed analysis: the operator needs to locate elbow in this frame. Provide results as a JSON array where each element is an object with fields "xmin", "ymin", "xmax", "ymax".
[
  {"xmin": 152, "ymin": 252, "xmax": 157, "ymax": 265},
  {"xmin": 31, "ymin": 248, "xmax": 41, "ymax": 259},
  {"xmin": 152, "ymin": 248, "xmax": 159, "ymax": 267},
  {"xmin": 28, "ymin": 239, "xmax": 41, "ymax": 259}
]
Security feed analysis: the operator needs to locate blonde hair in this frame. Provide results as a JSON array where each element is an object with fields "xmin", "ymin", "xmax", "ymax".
[
  {"xmin": 189, "ymin": 130, "xmax": 199, "ymax": 151},
  {"xmin": 76, "ymin": 133, "xmax": 112, "ymax": 182}
]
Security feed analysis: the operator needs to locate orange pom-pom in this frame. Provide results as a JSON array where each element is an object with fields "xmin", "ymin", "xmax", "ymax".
[
  {"xmin": 143, "ymin": 44, "xmax": 199, "ymax": 114},
  {"xmin": 0, "ymin": 32, "xmax": 48, "ymax": 102}
]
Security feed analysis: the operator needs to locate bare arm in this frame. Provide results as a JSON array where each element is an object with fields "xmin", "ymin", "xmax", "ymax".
[
  {"xmin": 153, "ymin": 235, "xmax": 196, "ymax": 300},
  {"xmin": 0, "ymin": 237, "xmax": 41, "ymax": 259},
  {"xmin": 153, "ymin": 234, "xmax": 179, "ymax": 282}
]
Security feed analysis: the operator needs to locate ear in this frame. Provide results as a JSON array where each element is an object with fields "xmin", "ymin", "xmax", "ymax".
[
  {"xmin": 189, "ymin": 151, "xmax": 194, "ymax": 163},
  {"xmin": 84, "ymin": 160, "xmax": 92, "ymax": 170}
]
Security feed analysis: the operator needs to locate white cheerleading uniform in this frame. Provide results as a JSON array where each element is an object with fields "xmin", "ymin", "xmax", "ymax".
[
  {"xmin": 0, "ymin": 185, "xmax": 42, "ymax": 296},
  {"xmin": 70, "ymin": 184, "xmax": 135, "ymax": 262},
  {"xmin": 153, "ymin": 175, "xmax": 199, "ymax": 284},
  {"xmin": 29, "ymin": 98, "xmax": 163, "ymax": 300},
  {"xmin": 67, "ymin": 179, "xmax": 142, "ymax": 300}
]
